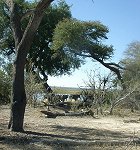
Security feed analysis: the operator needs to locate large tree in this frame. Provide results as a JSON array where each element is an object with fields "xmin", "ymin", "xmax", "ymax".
[{"xmin": 2, "ymin": 0, "xmax": 55, "ymax": 132}]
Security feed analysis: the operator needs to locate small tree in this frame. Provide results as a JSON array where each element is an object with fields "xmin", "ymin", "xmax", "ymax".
[{"xmin": 82, "ymin": 69, "xmax": 114, "ymax": 115}]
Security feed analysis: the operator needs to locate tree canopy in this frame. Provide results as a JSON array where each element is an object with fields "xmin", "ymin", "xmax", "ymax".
[
  {"xmin": 52, "ymin": 19, "xmax": 123, "ymax": 84},
  {"xmin": 0, "ymin": 0, "xmax": 82, "ymax": 78},
  {"xmin": 52, "ymin": 19, "xmax": 113, "ymax": 60}
]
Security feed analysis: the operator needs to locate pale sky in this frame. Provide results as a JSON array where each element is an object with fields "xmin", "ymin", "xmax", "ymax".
[{"xmin": 48, "ymin": 0, "xmax": 140, "ymax": 88}]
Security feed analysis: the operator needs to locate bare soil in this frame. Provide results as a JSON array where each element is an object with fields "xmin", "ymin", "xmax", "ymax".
[{"xmin": 0, "ymin": 105, "xmax": 140, "ymax": 150}]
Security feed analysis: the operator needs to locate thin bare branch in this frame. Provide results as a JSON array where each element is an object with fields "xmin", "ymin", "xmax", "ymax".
[{"xmin": 113, "ymin": 83, "xmax": 139, "ymax": 108}]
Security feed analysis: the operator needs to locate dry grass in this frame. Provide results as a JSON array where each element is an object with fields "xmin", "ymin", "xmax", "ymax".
[{"xmin": 0, "ymin": 105, "xmax": 140, "ymax": 150}]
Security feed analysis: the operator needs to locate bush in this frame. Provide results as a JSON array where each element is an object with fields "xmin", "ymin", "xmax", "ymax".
[{"xmin": 0, "ymin": 69, "xmax": 11, "ymax": 104}]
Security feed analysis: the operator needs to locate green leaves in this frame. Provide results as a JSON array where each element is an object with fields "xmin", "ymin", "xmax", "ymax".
[
  {"xmin": 52, "ymin": 19, "xmax": 82, "ymax": 50},
  {"xmin": 121, "ymin": 41, "xmax": 140, "ymax": 85},
  {"xmin": 52, "ymin": 19, "xmax": 113, "ymax": 61},
  {"xmin": 0, "ymin": 69, "xmax": 11, "ymax": 104}
]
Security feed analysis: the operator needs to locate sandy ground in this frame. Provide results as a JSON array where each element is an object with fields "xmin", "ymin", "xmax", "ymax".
[{"xmin": 0, "ymin": 105, "xmax": 140, "ymax": 150}]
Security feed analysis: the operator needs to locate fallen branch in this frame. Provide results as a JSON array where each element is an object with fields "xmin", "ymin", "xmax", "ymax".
[
  {"xmin": 40, "ymin": 110, "xmax": 95, "ymax": 118},
  {"xmin": 42, "ymin": 103, "xmax": 69, "ymax": 113}
]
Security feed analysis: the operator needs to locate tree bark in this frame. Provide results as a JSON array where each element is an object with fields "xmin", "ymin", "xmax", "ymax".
[{"xmin": 8, "ymin": 54, "xmax": 27, "ymax": 131}]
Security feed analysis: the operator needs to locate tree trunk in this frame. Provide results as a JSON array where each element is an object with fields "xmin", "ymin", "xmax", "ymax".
[{"xmin": 8, "ymin": 59, "xmax": 26, "ymax": 132}]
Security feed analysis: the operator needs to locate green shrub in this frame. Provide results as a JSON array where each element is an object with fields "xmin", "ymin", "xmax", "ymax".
[{"xmin": 0, "ymin": 69, "xmax": 11, "ymax": 104}]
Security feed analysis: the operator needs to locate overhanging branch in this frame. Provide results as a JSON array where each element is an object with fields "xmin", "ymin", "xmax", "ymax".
[
  {"xmin": 91, "ymin": 55, "xmax": 126, "ymax": 89},
  {"xmin": 106, "ymin": 63, "xmax": 124, "ymax": 70},
  {"xmin": 73, "ymin": 51, "xmax": 125, "ymax": 88}
]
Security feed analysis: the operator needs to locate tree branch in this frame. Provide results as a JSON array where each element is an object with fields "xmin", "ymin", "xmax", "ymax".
[
  {"xmin": 113, "ymin": 84, "xmax": 139, "ymax": 107},
  {"xmin": 21, "ymin": 9, "xmax": 35, "ymax": 21},
  {"xmin": 92, "ymin": 56, "xmax": 124, "ymax": 85},
  {"xmin": 73, "ymin": 51, "xmax": 125, "ymax": 89},
  {"xmin": 10, "ymin": 3, "xmax": 23, "ymax": 48},
  {"xmin": 35, "ymin": 0, "xmax": 54, "ymax": 14},
  {"xmin": 5, "ymin": 0, "xmax": 14, "ymax": 12},
  {"xmin": 106, "ymin": 63, "xmax": 124, "ymax": 70}
]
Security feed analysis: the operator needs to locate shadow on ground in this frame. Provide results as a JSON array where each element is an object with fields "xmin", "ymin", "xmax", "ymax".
[{"xmin": 0, "ymin": 125, "xmax": 140, "ymax": 150}]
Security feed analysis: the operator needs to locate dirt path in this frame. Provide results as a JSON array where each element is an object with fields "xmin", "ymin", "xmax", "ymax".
[{"xmin": 0, "ymin": 105, "xmax": 140, "ymax": 150}]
